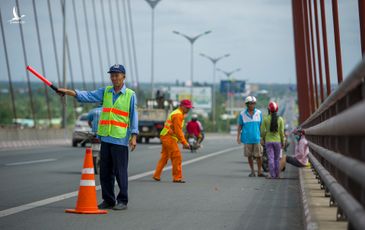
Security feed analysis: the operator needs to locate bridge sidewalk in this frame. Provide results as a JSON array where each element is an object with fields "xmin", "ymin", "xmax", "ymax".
[{"xmin": 299, "ymin": 166, "xmax": 347, "ymax": 230}]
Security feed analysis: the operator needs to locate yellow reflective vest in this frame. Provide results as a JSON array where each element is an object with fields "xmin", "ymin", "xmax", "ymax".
[
  {"xmin": 97, "ymin": 86, "xmax": 134, "ymax": 138},
  {"xmin": 160, "ymin": 108, "xmax": 185, "ymax": 142}
]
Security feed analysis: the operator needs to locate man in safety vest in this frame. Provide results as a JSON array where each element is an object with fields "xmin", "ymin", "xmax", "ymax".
[
  {"xmin": 153, "ymin": 99, "xmax": 193, "ymax": 183},
  {"xmin": 57, "ymin": 64, "xmax": 138, "ymax": 211}
]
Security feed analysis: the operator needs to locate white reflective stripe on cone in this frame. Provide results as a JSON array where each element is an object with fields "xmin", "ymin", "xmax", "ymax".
[
  {"xmin": 82, "ymin": 168, "xmax": 94, "ymax": 174},
  {"xmin": 80, "ymin": 180, "xmax": 95, "ymax": 186}
]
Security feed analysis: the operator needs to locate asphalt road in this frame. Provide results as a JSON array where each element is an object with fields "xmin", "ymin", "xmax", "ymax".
[{"xmin": 0, "ymin": 132, "xmax": 303, "ymax": 230}]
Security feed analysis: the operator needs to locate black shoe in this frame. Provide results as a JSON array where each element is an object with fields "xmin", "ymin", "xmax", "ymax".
[
  {"xmin": 248, "ymin": 172, "xmax": 256, "ymax": 177},
  {"xmin": 113, "ymin": 203, "xmax": 127, "ymax": 210},
  {"xmin": 257, "ymin": 173, "xmax": 266, "ymax": 177},
  {"xmin": 98, "ymin": 201, "xmax": 114, "ymax": 209},
  {"xmin": 173, "ymin": 180, "xmax": 186, "ymax": 183}
]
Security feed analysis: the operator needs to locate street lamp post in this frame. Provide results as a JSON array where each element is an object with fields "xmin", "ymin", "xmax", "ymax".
[
  {"xmin": 217, "ymin": 68, "xmax": 241, "ymax": 115},
  {"xmin": 200, "ymin": 53, "xmax": 230, "ymax": 127},
  {"xmin": 144, "ymin": 0, "xmax": 161, "ymax": 98},
  {"xmin": 172, "ymin": 30, "xmax": 211, "ymax": 101}
]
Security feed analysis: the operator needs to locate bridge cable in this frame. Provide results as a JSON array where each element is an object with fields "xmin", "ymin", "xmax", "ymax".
[
  {"xmin": 121, "ymin": 0, "xmax": 135, "ymax": 87},
  {"xmin": 32, "ymin": 0, "xmax": 53, "ymax": 126},
  {"xmin": 71, "ymin": 0, "xmax": 87, "ymax": 90},
  {"xmin": 108, "ymin": 0, "xmax": 119, "ymax": 64},
  {"xmin": 82, "ymin": 0, "xmax": 97, "ymax": 89},
  {"xmin": 66, "ymin": 35, "xmax": 78, "ymax": 119},
  {"xmin": 115, "ymin": 0, "xmax": 127, "ymax": 65},
  {"xmin": 100, "ymin": 0, "xmax": 112, "ymax": 67},
  {"xmin": 15, "ymin": 0, "xmax": 36, "ymax": 126},
  {"xmin": 46, "ymin": 0, "xmax": 61, "ymax": 86},
  {"xmin": 126, "ymin": 0, "xmax": 140, "ymax": 89},
  {"xmin": 91, "ymin": 0, "xmax": 106, "ymax": 87},
  {"xmin": 0, "ymin": 11, "xmax": 17, "ymax": 121}
]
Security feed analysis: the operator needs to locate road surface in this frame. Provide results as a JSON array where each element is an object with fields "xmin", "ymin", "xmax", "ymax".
[{"xmin": 0, "ymin": 133, "xmax": 302, "ymax": 230}]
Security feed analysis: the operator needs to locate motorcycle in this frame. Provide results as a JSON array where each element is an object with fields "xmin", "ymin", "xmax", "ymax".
[
  {"xmin": 77, "ymin": 131, "xmax": 101, "ymax": 175},
  {"xmin": 186, "ymin": 133, "xmax": 200, "ymax": 153}
]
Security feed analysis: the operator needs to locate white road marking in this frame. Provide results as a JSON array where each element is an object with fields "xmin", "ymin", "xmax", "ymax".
[
  {"xmin": 0, "ymin": 146, "xmax": 241, "ymax": 218},
  {"xmin": 5, "ymin": 158, "xmax": 57, "ymax": 166}
]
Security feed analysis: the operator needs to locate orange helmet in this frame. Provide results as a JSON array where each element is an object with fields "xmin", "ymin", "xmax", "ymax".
[{"xmin": 268, "ymin": 101, "xmax": 278, "ymax": 113}]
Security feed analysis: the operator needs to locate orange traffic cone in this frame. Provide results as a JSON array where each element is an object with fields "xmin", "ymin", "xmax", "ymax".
[{"xmin": 66, "ymin": 148, "xmax": 107, "ymax": 214}]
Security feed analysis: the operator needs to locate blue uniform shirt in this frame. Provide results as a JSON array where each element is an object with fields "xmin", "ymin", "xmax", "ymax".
[
  {"xmin": 87, "ymin": 106, "xmax": 102, "ymax": 133},
  {"xmin": 75, "ymin": 84, "xmax": 139, "ymax": 146},
  {"xmin": 238, "ymin": 108, "xmax": 262, "ymax": 144}
]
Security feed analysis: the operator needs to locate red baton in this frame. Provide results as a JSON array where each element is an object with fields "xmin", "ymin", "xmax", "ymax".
[{"xmin": 26, "ymin": 65, "xmax": 62, "ymax": 94}]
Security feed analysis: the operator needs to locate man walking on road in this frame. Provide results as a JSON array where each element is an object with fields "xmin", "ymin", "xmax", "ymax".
[
  {"xmin": 57, "ymin": 64, "xmax": 138, "ymax": 210},
  {"xmin": 237, "ymin": 96, "xmax": 265, "ymax": 177},
  {"xmin": 153, "ymin": 100, "xmax": 192, "ymax": 183}
]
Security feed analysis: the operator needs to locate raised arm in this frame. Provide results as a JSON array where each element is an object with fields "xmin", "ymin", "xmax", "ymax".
[{"xmin": 57, "ymin": 87, "xmax": 104, "ymax": 103}]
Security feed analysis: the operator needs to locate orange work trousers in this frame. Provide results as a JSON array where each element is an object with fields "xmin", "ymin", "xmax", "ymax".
[{"xmin": 153, "ymin": 135, "xmax": 183, "ymax": 181}]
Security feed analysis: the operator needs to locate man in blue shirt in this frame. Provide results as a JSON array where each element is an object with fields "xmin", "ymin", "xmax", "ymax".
[
  {"xmin": 87, "ymin": 105, "xmax": 102, "ymax": 133},
  {"xmin": 58, "ymin": 64, "xmax": 138, "ymax": 211},
  {"xmin": 237, "ymin": 96, "xmax": 265, "ymax": 177}
]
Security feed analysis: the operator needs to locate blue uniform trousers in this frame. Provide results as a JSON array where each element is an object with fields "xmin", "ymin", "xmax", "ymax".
[{"xmin": 100, "ymin": 141, "xmax": 129, "ymax": 205}]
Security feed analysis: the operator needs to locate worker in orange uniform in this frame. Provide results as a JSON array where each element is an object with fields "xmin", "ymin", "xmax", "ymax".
[{"xmin": 153, "ymin": 99, "xmax": 193, "ymax": 183}]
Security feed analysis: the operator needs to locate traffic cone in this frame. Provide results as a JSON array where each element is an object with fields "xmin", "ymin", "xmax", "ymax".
[{"xmin": 66, "ymin": 148, "xmax": 107, "ymax": 214}]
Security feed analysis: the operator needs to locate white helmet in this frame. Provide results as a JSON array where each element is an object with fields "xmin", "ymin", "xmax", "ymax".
[
  {"xmin": 245, "ymin": 96, "xmax": 257, "ymax": 104},
  {"xmin": 192, "ymin": 114, "xmax": 198, "ymax": 119}
]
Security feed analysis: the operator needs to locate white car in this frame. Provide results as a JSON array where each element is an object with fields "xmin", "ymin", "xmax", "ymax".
[{"xmin": 72, "ymin": 113, "xmax": 92, "ymax": 147}]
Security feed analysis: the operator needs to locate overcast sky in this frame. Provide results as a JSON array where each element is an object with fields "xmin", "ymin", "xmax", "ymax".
[{"xmin": 0, "ymin": 0, "xmax": 362, "ymax": 86}]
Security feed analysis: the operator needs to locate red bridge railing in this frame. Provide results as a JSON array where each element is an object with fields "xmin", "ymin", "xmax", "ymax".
[{"xmin": 302, "ymin": 60, "xmax": 365, "ymax": 230}]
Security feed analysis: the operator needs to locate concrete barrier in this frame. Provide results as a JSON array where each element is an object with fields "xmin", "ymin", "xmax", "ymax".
[{"xmin": 0, "ymin": 128, "xmax": 71, "ymax": 150}]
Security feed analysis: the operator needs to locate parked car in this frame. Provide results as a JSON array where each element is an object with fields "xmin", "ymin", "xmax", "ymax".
[{"xmin": 72, "ymin": 113, "xmax": 92, "ymax": 147}]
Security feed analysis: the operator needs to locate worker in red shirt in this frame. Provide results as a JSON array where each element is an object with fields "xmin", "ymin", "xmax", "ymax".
[{"xmin": 186, "ymin": 114, "xmax": 204, "ymax": 146}]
